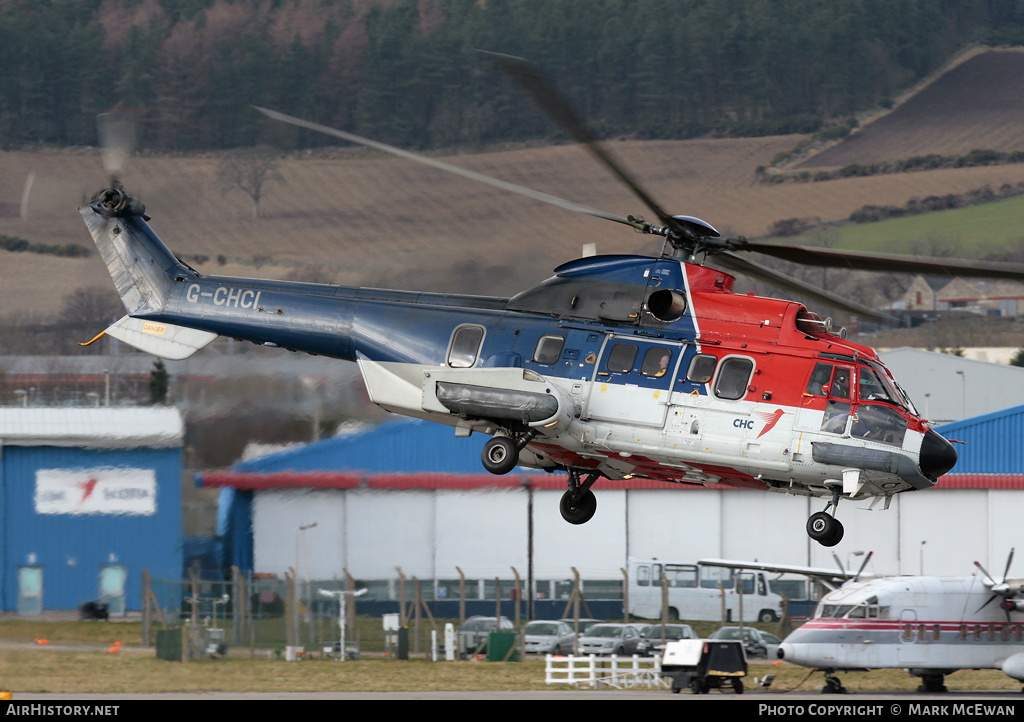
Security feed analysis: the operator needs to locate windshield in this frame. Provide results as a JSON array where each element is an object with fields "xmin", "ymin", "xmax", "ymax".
[
  {"xmin": 525, "ymin": 622, "xmax": 560, "ymax": 635},
  {"xmin": 642, "ymin": 626, "xmax": 689, "ymax": 640}
]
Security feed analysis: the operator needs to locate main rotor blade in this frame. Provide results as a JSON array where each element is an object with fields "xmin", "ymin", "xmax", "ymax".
[
  {"xmin": 733, "ymin": 241, "xmax": 1024, "ymax": 279},
  {"xmin": 254, "ymin": 106, "xmax": 644, "ymax": 232},
  {"xmin": 712, "ymin": 251, "xmax": 895, "ymax": 321},
  {"xmin": 482, "ymin": 51, "xmax": 680, "ymax": 232}
]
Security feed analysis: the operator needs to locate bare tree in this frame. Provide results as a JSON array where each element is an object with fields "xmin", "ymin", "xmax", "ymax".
[{"xmin": 216, "ymin": 145, "xmax": 284, "ymax": 218}]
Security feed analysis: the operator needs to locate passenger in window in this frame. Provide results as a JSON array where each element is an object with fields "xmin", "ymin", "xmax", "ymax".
[{"xmin": 642, "ymin": 349, "xmax": 672, "ymax": 377}]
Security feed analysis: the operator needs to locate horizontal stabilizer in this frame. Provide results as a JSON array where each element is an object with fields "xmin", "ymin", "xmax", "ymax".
[{"xmin": 104, "ymin": 315, "xmax": 218, "ymax": 360}]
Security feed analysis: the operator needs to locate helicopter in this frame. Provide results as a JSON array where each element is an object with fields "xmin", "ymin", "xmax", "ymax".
[{"xmin": 79, "ymin": 53, "xmax": 1024, "ymax": 547}]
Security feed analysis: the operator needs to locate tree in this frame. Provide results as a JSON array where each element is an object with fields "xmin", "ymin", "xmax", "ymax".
[
  {"xmin": 216, "ymin": 145, "xmax": 284, "ymax": 218},
  {"xmin": 149, "ymin": 359, "xmax": 169, "ymax": 405}
]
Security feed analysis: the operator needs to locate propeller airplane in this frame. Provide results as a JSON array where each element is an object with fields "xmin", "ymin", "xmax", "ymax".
[
  {"xmin": 81, "ymin": 53, "xmax": 1024, "ymax": 546},
  {"xmin": 703, "ymin": 552, "xmax": 1024, "ymax": 693}
]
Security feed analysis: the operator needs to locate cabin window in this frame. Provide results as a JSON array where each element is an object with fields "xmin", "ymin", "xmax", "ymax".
[
  {"xmin": 686, "ymin": 354, "xmax": 717, "ymax": 384},
  {"xmin": 640, "ymin": 347, "xmax": 673, "ymax": 378},
  {"xmin": 700, "ymin": 565, "xmax": 733, "ymax": 590},
  {"xmin": 606, "ymin": 343, "xmax": 638, "ymax": 373},
  {"xmin": 447, "ymin": 325, "xmax": 485, "ymax": 368},
  {"xmin": 533, "ymin": 335, "xmax": 564, "ymax": 365},
  {"xmin": 714, "ymin": 357, "xmax": 754, "ymax": 400},
  {"xmin": 664, "ymin": 564, "xmax": 698, "ymax": 588}
]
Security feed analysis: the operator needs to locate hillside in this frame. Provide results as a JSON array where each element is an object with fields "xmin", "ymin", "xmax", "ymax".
[{"xmin": 5, "ymin": 48, "xmax": 1024, "ymax": 325}]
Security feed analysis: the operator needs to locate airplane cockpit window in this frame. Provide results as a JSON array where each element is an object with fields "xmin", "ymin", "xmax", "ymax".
[
  {"xmin": 850, "ymin": 404, "xmax": 909, "ymax": 446},
  {"xmin": 816, "ymin": 602, "xmax": 888, "ymax": 619},
  {"xmin": 640, "ymin": 348, "xmax": 673, "ymax": 378},
  {"xmin": 606, "ymin": 343, "xmax": 638, "ymax": 373},
  {"xmin": 533, "ymin": 335, "xmax": 565, "ymax": 365},
  {"xmin": 713, "ymin": 357, "xmax": 753, "ymax": 400},
  {"xmin": 686, "ymin": 354, "xmax": 717, "ymax": 384},
  {"xmin": 447, "ymin": 325, "xmax": 485, "ymax": 368}
]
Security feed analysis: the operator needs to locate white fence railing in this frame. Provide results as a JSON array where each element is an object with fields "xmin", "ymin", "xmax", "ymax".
[{"xmin": 544, "ymin": 654, "xmax": 668, "ymax": 689}]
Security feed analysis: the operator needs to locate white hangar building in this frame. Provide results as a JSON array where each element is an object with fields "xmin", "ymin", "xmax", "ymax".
[{"xmin": 200, "ymin": 410, "xmax": 1023, "ymax": 598}]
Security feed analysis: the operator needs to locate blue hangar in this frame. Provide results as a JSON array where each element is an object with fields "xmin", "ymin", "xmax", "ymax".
[{"xmin": 0, "ymin": 408, "xmax": 184, "ymax": 614}]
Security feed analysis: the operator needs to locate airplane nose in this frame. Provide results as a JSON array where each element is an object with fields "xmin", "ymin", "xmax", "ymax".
[{"xmin": 919, "ymin": 429, "xmax": 957, "ymax": 480}]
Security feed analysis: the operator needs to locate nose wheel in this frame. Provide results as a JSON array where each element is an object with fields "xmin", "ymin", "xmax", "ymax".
[
  {"xmin": 807, "ymin": 486, "xmax": 845, "ymax": 547},
  {"xmin": 559, "ymin": 469, "xmax": 600, "ymax": 524}
]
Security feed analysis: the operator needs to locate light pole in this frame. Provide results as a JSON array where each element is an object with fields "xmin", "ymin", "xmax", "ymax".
[{"xmin": 955, "ymin": 370, "xmax": 966, "ymax": 419}]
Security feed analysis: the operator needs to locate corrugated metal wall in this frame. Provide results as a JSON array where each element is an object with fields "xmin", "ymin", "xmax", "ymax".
[
  {"xmin": 1, "ymin": 445, "xmax": 183, "ymax": 612},
  {"xmin": 936, "ymin": 404, "xmax": 1024, "ymax": 473}
]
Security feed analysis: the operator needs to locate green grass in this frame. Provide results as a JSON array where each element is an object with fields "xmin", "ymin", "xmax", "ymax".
[
  {"xmin": 1, "ymin": 618, "xmax": 1022, "ymax": 694},
  {"xmin": 796, "ymin": 194, "xmax": 1024, "ymax": 258}
]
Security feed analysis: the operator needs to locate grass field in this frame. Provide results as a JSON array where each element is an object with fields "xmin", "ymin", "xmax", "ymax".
[{"xmin": 1, "ymin": 618, "xmax": 1022, "ymax": 695}]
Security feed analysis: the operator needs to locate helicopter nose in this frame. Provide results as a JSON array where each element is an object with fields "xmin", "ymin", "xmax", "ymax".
[{"xmin": 919, "ymin": 429, "xmax": 957, "ymax": 480}]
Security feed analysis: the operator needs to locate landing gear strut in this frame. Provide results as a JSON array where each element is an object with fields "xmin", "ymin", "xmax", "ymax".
[
  {"xmin": 559, "ymin": 469, "xmax": 600, "ymax": 524},
  {"xmin": 481, "ymin": 430, "xmax": 536, "ymax": 475},
  {"xmin": 822, "ymin": 672, "xmax": 847, "ymax": 694},
  {"xmin": 807, "ymin": 486, "xmax": 844, "ymax": 547}
]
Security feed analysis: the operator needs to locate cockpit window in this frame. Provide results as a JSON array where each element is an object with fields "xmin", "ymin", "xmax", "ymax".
[
  {"xmin": 850, "ymin": 404, "xmax": 909, "ymax": 446},
  {"xmin": 858, "ymin": 368, "xmax": 895, "ymax": 404}
]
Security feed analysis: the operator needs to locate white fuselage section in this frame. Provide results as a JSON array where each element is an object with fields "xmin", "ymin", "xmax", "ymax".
[{"xmin": 778, "ymin": 575, "xmax": 1024, "ymax": 680}]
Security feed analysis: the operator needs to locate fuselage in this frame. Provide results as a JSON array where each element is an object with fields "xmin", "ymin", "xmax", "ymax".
[
  {"xmin": 778, "ymin": 575, "xmax": 1024, "ymax": 680},
  {"xmin": 80, "ymin": 192, "xmax": 958, "ymax": 501}
]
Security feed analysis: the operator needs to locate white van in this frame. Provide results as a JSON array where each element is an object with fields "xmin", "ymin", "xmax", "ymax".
[{"xmin": 628, "ymin": 558, "xmax": 783, "ymax": 623}]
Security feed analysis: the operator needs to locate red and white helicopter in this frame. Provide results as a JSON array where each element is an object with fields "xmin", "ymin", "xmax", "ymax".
[
  {"xmin": 81, "ymin": 54, "xmax": 1024, "ymax": 546},
  {"xmin": 703, "ymin": 553, "xmax": 1024, "ymax": 693}
]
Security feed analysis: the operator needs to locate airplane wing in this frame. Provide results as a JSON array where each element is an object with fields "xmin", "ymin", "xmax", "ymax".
[{"xmin": 699, "ymin": 558, "xmax": 864, "ymax": 590}]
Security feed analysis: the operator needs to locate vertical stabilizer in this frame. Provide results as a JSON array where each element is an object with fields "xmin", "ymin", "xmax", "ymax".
[{"xmin": 79, "ymin": 188, "xmax": 196, "ymax": 316}]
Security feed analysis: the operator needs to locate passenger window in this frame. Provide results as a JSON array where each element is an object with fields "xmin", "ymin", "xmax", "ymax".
[
  {"xmin": 640, "ymin": 348, "xmax": 672, "ymax": 377},
  {"xmin": 637, "ymin": 565, "xmax": 651, "ymax": 587},
  {"xmin": 714, "ymin": 357, "xmax": 753, "ymax": 400},
  {"xmin": 447, "ymin": 325, "xmax": 484, "ymax": 368},
  {"xmin": 606, "ymin": 343, "xmax": 638, "ymax": 373},
  {"xmin": 686, "ymin": 354, "xmax": 717, "ymax": 383},
  {"xmin": 533, "ymin": 335, "xmax": 564, "ymax": 365}
]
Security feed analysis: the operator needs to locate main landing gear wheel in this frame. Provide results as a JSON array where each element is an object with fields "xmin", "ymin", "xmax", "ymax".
[
  {"xmin": 559, "ymin": 489, "xmax": 597, "ymax": 524},
  {"xmin": 481, "ymin": 436, "xmax": 518, "ymax": 475},
  {"xmin": 807, "ymin": 511, "xmax": 844, "ymax": 547}
]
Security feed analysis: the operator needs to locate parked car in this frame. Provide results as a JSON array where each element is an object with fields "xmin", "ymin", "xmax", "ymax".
[
  {"xmin": 577, "ymin": 623, "xmax": 648, "ymax": 656},
  {"xmin": 523, "ymin": 619, "xmax": 576, "ymax": 655},
  {"xmin": 559, "ymin": 617, "xmax": 603, "ymax": 635},
  {"xmin": 707, "ymin": 626, "xmax": 781, "ymax": 659},
  {"xmin": 636, "ymin": 623, "xmax": 698, "ymax": 657},
  {"xmin": 458, "ymin": 615, "xmax": 515, "ymax": 656}
]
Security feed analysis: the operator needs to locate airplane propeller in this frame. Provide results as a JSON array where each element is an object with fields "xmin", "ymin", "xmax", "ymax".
[
  {"xmin": 256, "ymin": 52, "xmax": 1024, "ymax": 321},
  {"xmin": 974, "ymin": 549, "xmax": 1021, "ymax": 620}
]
